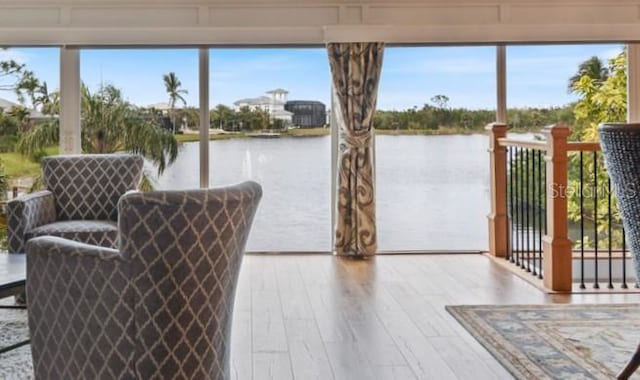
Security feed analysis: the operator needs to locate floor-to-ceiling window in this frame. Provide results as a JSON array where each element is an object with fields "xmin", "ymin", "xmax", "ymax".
[
  {"xmin": 0, "ymin": 47, "xmax": 60, "ymax": 194},
  {"xmin": 505, "ymin": 43, "xmax": 627, "ymax": 282},
  {"xmin": 375, "ymin": 46, "xmax": 496, "ymax": 252},
  {"xmin": 80, "ymin": 48, "xmax": 199, "ymax": 190},
  {"xmin": 154, "ymin": 48, "xmax": 332, "ymax": 252}
]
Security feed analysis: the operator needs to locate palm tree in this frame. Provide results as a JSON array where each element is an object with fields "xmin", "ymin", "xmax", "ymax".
[
  {"xmin": 15, "ymin": 71, "xmax": 40, "ymax": 109},
  {"xmin": 211, "ymin": 104, "xmax": 234, "ymax": 130},
  {"xmin": 17, "ymin": 84, "xmax": 178, "ymax": 175},
  {"xmin": 7, "ymin": 105, "xmax": 31, "ymax": 132},
  {"xmin": 36, "ymin": 81, "xmax": 59, "ymax": 115},
  {"xmin": 568, "ymin": 56, "xmax": 609, "ymax": 93},
  {"xmin": 162, "ymin": 72, "xmax": 188, "ymax": 133}
]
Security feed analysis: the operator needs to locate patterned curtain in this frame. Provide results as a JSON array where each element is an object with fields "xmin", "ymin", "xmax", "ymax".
[{"xmin": 328, "ymin": 42, "xmax": 385, "ymax": 257}]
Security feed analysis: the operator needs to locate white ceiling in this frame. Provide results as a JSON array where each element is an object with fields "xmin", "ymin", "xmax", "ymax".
[{"xmin": 0, "ymin": 1, "xmax": 638, "ymax": 45}]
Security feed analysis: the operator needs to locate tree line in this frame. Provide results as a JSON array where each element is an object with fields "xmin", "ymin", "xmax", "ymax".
[{"xmin": 373, "ymin": 101, "xmax": 574, "ymax": 132}]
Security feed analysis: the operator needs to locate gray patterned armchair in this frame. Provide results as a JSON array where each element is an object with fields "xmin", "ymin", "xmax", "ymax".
[
  {"xmin": 26, "ymin": 181, "xmax": 262, "ymax": 380},
  {"xmin": 7, "ymin": 154, "xmax": 144, "ymax": 253}
]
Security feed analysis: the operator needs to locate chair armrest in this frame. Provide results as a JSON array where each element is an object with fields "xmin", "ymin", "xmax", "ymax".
[
  {"xmin": 26, "ymin": 236, "xmax": 134, "ymax": 379},
  {"xmin": 6, "ymin": 191, "xmax": 56, "ymax": 253},
  {"xmin": 26, "ymin": 235, "xmax": 123, "ymax": 261},
  {"xmin": 26, "ymin": 236, "xmax": 126, "ymax": 303}
]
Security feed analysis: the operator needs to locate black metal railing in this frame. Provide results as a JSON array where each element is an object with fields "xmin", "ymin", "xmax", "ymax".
[
  {"xmin": 501, "ymin": 136, "xmax": 633, "ymax": 289},
  {"xmin": 506, "ymin": 145, "xmax": 546, "ymax": 279},
  {"xmin": 569, "ymin": 148, "xmax": 630, "ymax": 289}
]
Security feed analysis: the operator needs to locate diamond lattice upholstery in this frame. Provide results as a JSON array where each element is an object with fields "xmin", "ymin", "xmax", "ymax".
[
  {"xmin": 6, "ymin": 190, "xmax": 56, "ymax": 253},
  {"xmin": 42, "ymin": 154, "xmax": 144, "ymax": 221},
  {"xmin": 26, "ymin": 181, "xmax": 262, "ymax": 380},
  {"xmin": 7, "ymin": 154, "xmax": 144, "ymax": 253},
  {"xmin": 27, "ymin": 220, "xmax": 118, "ymax": 248}
]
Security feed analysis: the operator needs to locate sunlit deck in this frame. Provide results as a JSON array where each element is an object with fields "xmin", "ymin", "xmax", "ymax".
[{"xmin": 229, "ymin": 253, "xmax": 640, "ymax": 380}]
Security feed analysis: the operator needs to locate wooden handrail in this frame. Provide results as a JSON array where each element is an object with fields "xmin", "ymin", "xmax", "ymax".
[
  {"xmin": 498, "ymin": 137, "xmax": 548, "ymax": 151},
  {"xmin": 567, "ymin": 141, "xmax": 601, "ymax": 151},
  {"xmin": 498, "ymin": 138, "xmax": 601, "ymax": 153}
]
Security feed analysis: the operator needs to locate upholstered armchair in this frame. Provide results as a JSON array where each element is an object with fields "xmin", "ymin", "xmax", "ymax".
[
  {"xmin": 26, "ymin": 181, "xmax": 262, "ymax": 380},
  {"xmin": 7, "ymin": 154, "xmax": 144, "ymax": 253}
]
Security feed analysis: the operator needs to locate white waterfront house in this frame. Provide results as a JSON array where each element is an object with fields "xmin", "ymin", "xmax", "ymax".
[
  {"xmin": 0, "ymin": 97, "xmax": 51, "ymax": 122},
  {"xmin": 233, "ymin": 88, "xmax": 293, "ymax": 125}
]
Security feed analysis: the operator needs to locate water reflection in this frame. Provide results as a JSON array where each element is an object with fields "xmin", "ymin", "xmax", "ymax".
[{"xmin": 152, "ymin": 134, "xmax": 490, "ymax": 252}]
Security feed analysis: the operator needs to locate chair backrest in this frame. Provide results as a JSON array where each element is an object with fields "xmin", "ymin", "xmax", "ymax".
[
  {"xmin": 42, "ymin": 154, "xmax": 144, "ymax": 221},
  {"xmin": 599, "ymin": 123, "xmax": 640, "ymax": 280},
  {"xmin": 117, "ymin": 181, "xmax": 262, "ymax": 379}
]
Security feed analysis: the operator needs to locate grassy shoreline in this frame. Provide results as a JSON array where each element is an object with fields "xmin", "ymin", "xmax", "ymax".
[
  {"xmin": 0, "ymin": 146, "xmax": 58, "ymax": 180},
  {"xmin": 2, "ymin": 127, "xmax": 533, "ymax": 181}
]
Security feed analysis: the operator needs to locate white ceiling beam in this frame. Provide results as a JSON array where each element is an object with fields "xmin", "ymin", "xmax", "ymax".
[{"xmin": 0, "ymin": 2, "xmax": 639, "ymax": 45}]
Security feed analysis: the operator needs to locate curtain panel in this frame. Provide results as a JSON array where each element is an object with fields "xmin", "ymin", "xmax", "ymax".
[{"xmin": 328, "ymin": 42, "xmax": 385, "ymax": 257}]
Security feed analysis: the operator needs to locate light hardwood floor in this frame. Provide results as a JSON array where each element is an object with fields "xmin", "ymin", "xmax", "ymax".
[{"xmin": 230, "ymin": 253, "xmax": 640, "ymax": 380}]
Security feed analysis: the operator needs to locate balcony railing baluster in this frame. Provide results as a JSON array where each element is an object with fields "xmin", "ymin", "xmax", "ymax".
[
  {"xmin": 538, "ymin": 149, "xmax": 544, "ymax": 279},
  {"xmin": 509, "ymin": 147, "xmax": 515, "ymax": 263},
  {"xmin": 518, "ymin": 148, "xmax": 527, "ymax": 268},
  {"xmin": 580, "ymin": 151, "xmax": 585, "ymax": 289},
  {"xmin": 525, "ymin": 149, "xmax": 531, "ymax": 272},
  {"xmin": 608, "ymin": 177, "xmax": 613, "ymax": 289},
  {"xmin": 623, "ymin": 227, "xmax": 628, "ymax": 289},
  {"xmin": 532, "ymin": 150, "xmax": 537, "ymax": 276},
  {"xmin": 593, "ymin": 151, "xmax": 599, "ymax": 289}
]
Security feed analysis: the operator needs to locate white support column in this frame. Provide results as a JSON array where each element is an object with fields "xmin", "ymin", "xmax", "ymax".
[
  {"xmin": 496, "ymin": 44, "xmax": 507, "ymax": 124},
  {"xmin": 628, "ymin": 43, "xmax": 640, "ymax": 123},
  {"xmin": 59, "ymin": 47, "xmax": 81, "ymax": 154},
  {"xmin": 199, "ymin": 48, "xmax": 210, "ymax": 188},
  {"xmin": 330, "ymin": 88, "xmax": 339, "ymax": 250}
]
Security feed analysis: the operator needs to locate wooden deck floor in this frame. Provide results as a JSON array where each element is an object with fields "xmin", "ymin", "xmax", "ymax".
[{"xmin": 230, "ymin": 253, "xmax": 640, "ymax": 380}]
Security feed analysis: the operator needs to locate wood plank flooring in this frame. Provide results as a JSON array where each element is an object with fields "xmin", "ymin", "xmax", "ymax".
[{"xmin": 230, "ymin": 254, "xmax": 640, "ymax": 380}]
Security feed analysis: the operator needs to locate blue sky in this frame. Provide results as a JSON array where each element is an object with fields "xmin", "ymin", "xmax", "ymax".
[{"xmin": 0, "ymin": 44, "xmax": 623, "ymax": 110}]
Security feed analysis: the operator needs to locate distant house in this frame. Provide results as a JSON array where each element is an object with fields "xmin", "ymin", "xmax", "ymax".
[
  {"xmin": 233, "ymin": 89, "xmax": 293, "ymax": 125},
  {"xmin": 0, "ymin": 98, "xmax": 18, "ymax": 112},
  {"xmin": 146, "ymin": 102, "xmax": 173, "ymax": 114},
  {"xmin": 0, "ymin": 97, "xmax": 52, "ymax": 122},
  {"xmin": 284, "ymin": 100, "xmax": 327, "ymax": 128},
  {"xmin": 146, "ymin": 102, "xmax": 186, "ymax": 131}
]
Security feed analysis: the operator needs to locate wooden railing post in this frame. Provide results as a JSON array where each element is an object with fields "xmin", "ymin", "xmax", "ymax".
[
  {"xmin": 487, "ymin": 123, "xmax": 508, "ymax": 257},
  {"xmin": 542, "ymin": 124, "xmax": 573, "ymax": 291}
]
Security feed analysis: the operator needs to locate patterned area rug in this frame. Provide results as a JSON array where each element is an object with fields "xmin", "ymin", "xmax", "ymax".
[
  {"xmin": 0, "ymin": 308, "xmax": 32, "ymax": 379},
  {"xmin": 447, "ymin": 304, "xmax": 640, "ymax": 380}
]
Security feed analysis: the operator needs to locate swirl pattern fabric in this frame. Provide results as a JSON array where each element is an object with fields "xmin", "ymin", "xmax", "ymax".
[
  {"xmin": 26, "ymin": 181, "xmax": 262, "ymax": 380},
  {"xmin": 328, "ymin": 42, "xmax": 384, "ymax": 257}
]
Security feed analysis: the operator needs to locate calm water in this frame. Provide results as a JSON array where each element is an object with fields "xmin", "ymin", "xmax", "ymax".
[{"xmin": 151, "ymin": 134, "xmax": 490, "ymax": 252}]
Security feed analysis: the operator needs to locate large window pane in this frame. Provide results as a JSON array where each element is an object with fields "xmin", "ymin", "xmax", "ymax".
[
  {"xmin": 376, "ymin": 46, "xmax": 495, "ymax": 251},
  {"xmin": 156, "ymin": 48, "xmax": 332, "ymax": 252},
  {"xmin": 81, "ymin": 48, "xmax": 198, "ymax": 194},
  {"xmin": 0, "ymin": 47, "xmax": 60, "ymax": 193}
]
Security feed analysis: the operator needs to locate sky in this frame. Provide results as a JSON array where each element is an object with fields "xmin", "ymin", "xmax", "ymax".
[{"xmin": 0, "ymin": 44, "xmax": 623, "ymax": 111}]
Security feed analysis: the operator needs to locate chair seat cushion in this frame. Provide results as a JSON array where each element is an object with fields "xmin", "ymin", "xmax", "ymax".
[{"xmin": 27, "ymin": 220, "xmax": 118, "ymax": 249}]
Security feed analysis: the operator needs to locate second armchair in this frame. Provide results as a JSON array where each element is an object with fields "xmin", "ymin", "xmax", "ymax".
[{"xmin": 6, "ymin": 154, "xmax": 144, "ymax": 253}]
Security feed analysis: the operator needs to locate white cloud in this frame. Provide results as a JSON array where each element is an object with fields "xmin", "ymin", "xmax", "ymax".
[
  {"xmin": 0, "ymin": 49, "xmax": 28, "ymax": 64},
  {"xmin": 600, "ymin": 46, "xmax": 624, "ymax": 61}
]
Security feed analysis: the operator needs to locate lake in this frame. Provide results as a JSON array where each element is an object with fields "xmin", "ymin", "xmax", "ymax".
[{"xmin": 151, "ymin": 134, "xmax": 490, "ymax": 252}]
